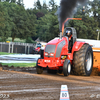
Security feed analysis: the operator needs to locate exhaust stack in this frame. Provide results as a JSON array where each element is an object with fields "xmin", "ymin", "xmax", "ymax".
[
  {"xmin": 59, "ymin": 18, "xmax": 82, "ymax": 39},
  {"xmin": 61, "ymin": 18, "xmax": 82, "ymax": 37},
  {"xmin": 60, "ymin": 31, "xmax": 62, "ymax": 39},
  {"xmin": 58, "ymin": 0, "xmax": 87, "ymax": 39}
]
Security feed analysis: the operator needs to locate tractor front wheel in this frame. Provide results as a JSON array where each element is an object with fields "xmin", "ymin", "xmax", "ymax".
[
  {"xmin": 36, "ymin": 58, "xmax": 43, "ymax": 74},
  {"xmin": 63, "ymin": 59, "xmax": 71, "ymax": 76},
  {"xmin": 73, "ymin": 44, "xmax": 93, "ymax": 76}
]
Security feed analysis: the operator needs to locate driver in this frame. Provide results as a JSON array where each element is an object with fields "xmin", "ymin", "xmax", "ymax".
[
  {"xmin": 66, "ymin": 29, "xmax": 72, "ymax": 52},
  {"xmin": 66, "ymin": 30, "xmax": 72, "ymax": 41}
]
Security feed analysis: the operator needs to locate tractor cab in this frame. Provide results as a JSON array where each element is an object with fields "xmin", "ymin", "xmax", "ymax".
[{"xmin": 63, "ymin": 27, "xmax": 77, "ymax": 52}]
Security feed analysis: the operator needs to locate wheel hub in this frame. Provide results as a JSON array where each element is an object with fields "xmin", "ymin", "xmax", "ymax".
[
  {"xmin": 86, "ymin": 51, "xmax": 92, "ymax": 71},
  {"xmin": 68, "ymin": 63, "xmax": 71, "ymax": 73}
]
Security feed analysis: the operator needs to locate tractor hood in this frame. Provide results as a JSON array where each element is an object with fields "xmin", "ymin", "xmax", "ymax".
[
  {"xmin": 44, "ymin": 37, "xmax": 68, "ymax": 58},
  {"xmin": 47, "ymin": 37, "xmax": 66, "ymax": 45}
]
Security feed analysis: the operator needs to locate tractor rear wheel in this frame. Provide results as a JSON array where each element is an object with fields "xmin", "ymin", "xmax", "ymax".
[
  {"xmin": 36, "ymin": 58, "xmax": 43, "ymax": 74},
  {"xmin": 73, "ymin": 44, "xmax": 93, "ymax": 76},
  {"xmin": 63, "ymin": 59, "xmax": 71, "ymax": 76}
]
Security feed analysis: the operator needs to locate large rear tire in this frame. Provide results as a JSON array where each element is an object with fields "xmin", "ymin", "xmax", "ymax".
[
  {"xmin": 36, "ymin": 58, "xmax": 43, "ymax": 74},
  {"xmin": 63, "ymin": 59, "xmax": 71, "ymax": 76},
  {"xmin": 73, "ymin": 44, "xmax": 93, "ymax": 76}
]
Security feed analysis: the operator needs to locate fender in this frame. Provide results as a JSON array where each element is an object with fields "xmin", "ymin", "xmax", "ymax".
[
  {"xmin": 72, "ymin": 41, "xmax": 87, "ymax": 53},
  {"xmin": 67, "ymin": 42, "xmax": 86, "ymax": 60},
  {"xmin": 69, "ymin": 42, "xmax": 86, "ymax": 60}
]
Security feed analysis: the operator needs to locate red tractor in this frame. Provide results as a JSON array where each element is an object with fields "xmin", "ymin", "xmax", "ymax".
[{"xmin": 36, "ymin": 20, "xmax": 93, "ymax": 76}]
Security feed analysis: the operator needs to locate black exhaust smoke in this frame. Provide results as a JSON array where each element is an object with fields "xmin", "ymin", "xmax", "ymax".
[{"xmin": 58, "ymin": 0, "xmax": 87, "ymax": 32}]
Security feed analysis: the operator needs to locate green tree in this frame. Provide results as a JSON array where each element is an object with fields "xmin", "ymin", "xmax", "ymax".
[
  {"xmin": 41, "ymin": 1, "xmax": 48, "ymax": 14},
  {"xmin": 38, "ymin": 13, "xmax": 59, "ymax": 42},
  {"xmin": 49, "ymin": 0, "xmax": 57, "ymax": 11},
  {"xmin": 36, "ymin": 0, "xmax": 42, "ymax": 10},
  {"xmin": 6, "ymin": 0, "xmax": 10, "ymax": 2},
  {"xmin": 0, "ymin": 2, "xmax": 11, "ymax": 41},
  {"xmin": 69, "ymin": 16, "xmax": 98, "ymax": 39},
  {"xmin": 23, "ymin": 9, "xmax": 37, "ymax": 41},
  {"xmin": 11, "ymin": 0, "xmax": 16, "ymax": 3},
  {"xmin": 7, "ymin": 3, "xmax": 36, "ymax": 42},
  {"xmin": 17, "ymin": 0, "xmax": 24, "ymax": 6},
  {"xmin": 68, "ymin": 0, "xmax": 99, "ymax": 40},
  {"xmin": 89, "ymin": 0, "xmax": 100, "ymax": 28}
]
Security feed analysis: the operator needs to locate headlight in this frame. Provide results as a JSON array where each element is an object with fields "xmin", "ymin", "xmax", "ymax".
[
  {"xmin": 45, "ymin": 52, "xmax": 48, "ymax": 56},
  {"xmin": 50, "ymin": 53, "xmax": 54, "ymax": 56}
]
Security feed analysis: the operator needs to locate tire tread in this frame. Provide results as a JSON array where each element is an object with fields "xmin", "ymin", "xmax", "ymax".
[{"xmin": 73, "ymin": 43, "xmax": 93, "ymax": 76}]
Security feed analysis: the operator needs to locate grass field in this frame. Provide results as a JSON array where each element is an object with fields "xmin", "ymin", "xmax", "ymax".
[
  {"xmin": 6, "ymin": 37, "xmax": 26, "ymax": 43},
  {"xmin": 1, "ymin": 63, "xmax": 36, "ymax": 67},
  {"xmin": 0, "ymin": 52, "xmax": 15, "ymax": 55}
]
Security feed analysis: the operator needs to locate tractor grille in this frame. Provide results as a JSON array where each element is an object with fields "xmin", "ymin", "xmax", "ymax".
[
  {"xmin": 45, "ymin": 45, "xmax": 56, "ymax": 53},
  {"xmin": 45, "ymin": 45, "xmax": 56, "ymax": 57}
]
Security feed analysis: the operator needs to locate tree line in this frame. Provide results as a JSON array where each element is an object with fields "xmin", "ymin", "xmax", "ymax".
[{"xmin": 0, "ymin": 0, "xmax": 100, "ymax": 43}]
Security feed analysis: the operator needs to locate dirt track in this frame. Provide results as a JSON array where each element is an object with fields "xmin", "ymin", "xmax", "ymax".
[{"xmin": 0, "ymin": 67, "xmax": 100, "ymax": 100}]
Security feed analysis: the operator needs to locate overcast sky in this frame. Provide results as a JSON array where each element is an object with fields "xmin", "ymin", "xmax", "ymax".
[{"xmin": 23, "ymin": 0, "xmax": 60, "ymax": 9}]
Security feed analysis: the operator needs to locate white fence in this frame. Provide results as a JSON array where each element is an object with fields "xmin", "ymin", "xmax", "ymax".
[{"xmin": 0, "ymin": 42, "xmax": 36, "ymax": 54}]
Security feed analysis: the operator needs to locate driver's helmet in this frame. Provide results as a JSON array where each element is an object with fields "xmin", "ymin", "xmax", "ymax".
[{"xmin": 66, "ymin": 30, "xmax": 72, "ymax": 37}]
